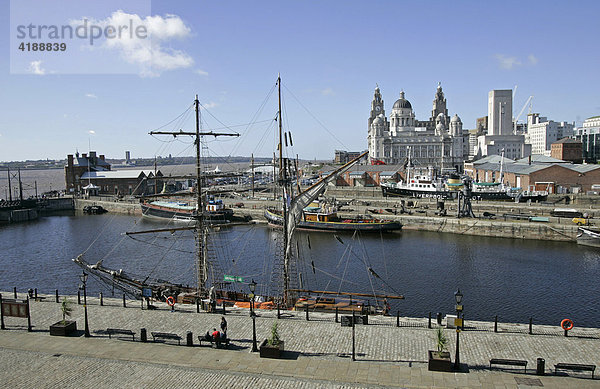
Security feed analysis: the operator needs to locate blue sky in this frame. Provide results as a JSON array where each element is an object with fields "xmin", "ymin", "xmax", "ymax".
[{"xmin": 1, "ymin": 0, "xmax": 599, "ymax": 162}]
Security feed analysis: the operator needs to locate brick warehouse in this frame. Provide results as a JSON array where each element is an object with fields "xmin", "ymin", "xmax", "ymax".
[
  {"xmin": 65, "ymin": 151, "xmax": 162, "ymax": 195},
  {"xmin": 466, "ymin": 155, "xmax": 600, "ymax": 194}
]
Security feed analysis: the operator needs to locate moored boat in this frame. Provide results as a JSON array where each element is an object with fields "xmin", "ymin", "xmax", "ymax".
[
  {"xmin": 264, "ymin": 202, "xmax": 401, "ymax": 232},
  {"xmin": 141, "ymin": 198, "xmax": 233, "ymax": 223},
  {"xmin": 577, "ymin": 227, "xmax": 600, "ymax": 248}
]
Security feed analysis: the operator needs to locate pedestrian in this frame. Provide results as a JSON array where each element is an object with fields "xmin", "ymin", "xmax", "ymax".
[{"xmin": 220, "ymin": 316, "xmax": 228, "ymax": 338}]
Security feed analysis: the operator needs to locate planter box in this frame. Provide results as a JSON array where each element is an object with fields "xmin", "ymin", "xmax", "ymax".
[
  {"xmin": 259, "ymin": 339, "xmax": 284, "ymax": 359},
  {"xmin": 428, "ymin": 350, "xmax": 452, "ymax": 372},
  {"xmin": 50, "ymin": 320, "xmax": 77, "ymax": 336}
]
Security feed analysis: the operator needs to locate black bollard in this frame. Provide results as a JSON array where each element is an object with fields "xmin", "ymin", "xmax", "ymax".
[
  {"xmin": 140, "ymin": 328, "xmax": 147, "ymax": 342},
  {"xmin": 305, "ymin": 303, "xmax": 309, "ymax": 321},
  {"xmin": 462, "ymin": 313, "xmax": 465, "ymax": 330},
  {"xmin": 564, "ymin": 329, "xmax": 568, "ymax": 337},
  {"xmin": 494, "ymin": 315, "xmax": 498, "ymax": 332},
  {"xmin": 278, "ymin": 304, "xmax": 281, "ymax": 320},
  {"xmin": 13, "ymin": 287, "xmax": 17, "ymax": 299},
  {"xmin": 223, "ymin": 303, "xmax": 226, "ymax": 315},
  {"xmin": 34, "ymin": 288, "xmax": 38, "ymax": 299},
  {"xmin": 186, "ymin": 331, "xmax": 193, "ymax": 346},
  {"xmin": 122, "ymin": 294, "xmax": 126, "ymax": 308},
  {"xmin": 335, "ymin": 307, "xmax": 338, "ymax": 323},
  {"xmin": 428, "ymin": 312, "xmax": 432, "ymax": 329},
  {"xmin": 55, "ymin": 289, "xmax": 59, "ymax": 303},
  {"xmin": 396, "ymin": 311, "xmax": 400, "ymax": 327},
  {"xmin": 529, "ymin": 317, "xmax": 533, "ymax": 335},
  {"xmin": 100, "ymin": 292, "xmax": 103, "ymax": 306},
  {"xmin": 196, "ymin": 298, "xmax": 200, "ymax": 313},
  {"xmin": 78, "ymin": 290, "xmax": 81, "ymax": 305}
]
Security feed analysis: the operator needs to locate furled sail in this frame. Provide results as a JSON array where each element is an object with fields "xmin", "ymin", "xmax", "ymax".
[{"xmin": 285, "ymin": 151, "xmax": 368, "ymax": 256}]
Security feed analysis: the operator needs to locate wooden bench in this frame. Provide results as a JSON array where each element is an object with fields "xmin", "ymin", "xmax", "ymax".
[
  {"xmin": 490, "ymin": 358, "xmax": 528, "ymax": 372},
  {"xmin": 106, "ymin": 328, "xmax": 135, "ymax": 341},
  {"xmin": 555, "ymin": 363, "xmax": 596, "ymax": 378},
  {"xmin": 198, "ymin": 335, "xmax": 230, "ymax": 348},
  {"xmin": 151, "ymin": 332, "xmax": 182, "ymax": 345}
]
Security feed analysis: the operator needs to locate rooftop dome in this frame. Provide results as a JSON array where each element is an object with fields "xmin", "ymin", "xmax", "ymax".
[
  {"xmin": 451, "ymin": 114, "xmax": 462, "ymax": 123},
  {"xmin": 392, "ymin": 91, "xmax": 412, "ymax": 110}
]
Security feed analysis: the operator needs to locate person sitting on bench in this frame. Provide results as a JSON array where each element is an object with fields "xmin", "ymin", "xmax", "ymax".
[{"xmin": 212, "ymin": 328, "xmax": 221, "ymax": 346}]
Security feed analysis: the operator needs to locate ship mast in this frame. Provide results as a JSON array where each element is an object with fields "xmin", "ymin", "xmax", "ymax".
[
  {"xmin": 277, "ymin": 74, "xmax": 291, "ymax": 307},
  {"xmin": 150, "ymin": 95, "xmax": 238, "ymax": 297}
]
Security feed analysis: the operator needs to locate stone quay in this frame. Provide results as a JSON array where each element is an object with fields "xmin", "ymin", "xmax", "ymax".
[{"xmin": 0, "ymin": 291, "xmax": 598, "ymax": 388}]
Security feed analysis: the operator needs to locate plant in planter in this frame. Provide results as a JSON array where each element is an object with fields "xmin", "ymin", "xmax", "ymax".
[
  {"xmin": 259, "ymin": 320, "xmax": 285, "ymax": 358},
  {"xmin": 428, "ymin": 327, "xmax": 452, "ymax": 371},
  {"xmin": 50, "ymin": 297, "xmax": 77, "ymax": 336}
]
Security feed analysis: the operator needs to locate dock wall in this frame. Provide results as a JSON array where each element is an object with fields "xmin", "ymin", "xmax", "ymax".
[{"xmin": 74, "ymin": 199, "xmax": 141, "ymax": 216}]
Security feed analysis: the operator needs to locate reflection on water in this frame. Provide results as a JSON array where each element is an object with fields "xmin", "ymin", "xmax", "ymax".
[{"xmin": 1, "ymin": 214, "xmax": 599, "ymax": 327}]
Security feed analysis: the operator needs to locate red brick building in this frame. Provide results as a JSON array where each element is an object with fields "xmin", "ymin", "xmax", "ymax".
[{"xmin": 551, "ymin": 138, "xmax": 583, "ymax": 164}]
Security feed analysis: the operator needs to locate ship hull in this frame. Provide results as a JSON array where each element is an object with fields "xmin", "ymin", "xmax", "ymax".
[
  {"xmin": 264, "ymin": 209, "xmax": 401, "ymax": 232},
  {"xmin": 381, "ymin": 185, "xmax": 457, "ymax": 200},
  {"xmin": 141, "ymin": 203, "xmax": 233, "ymax": 223}
]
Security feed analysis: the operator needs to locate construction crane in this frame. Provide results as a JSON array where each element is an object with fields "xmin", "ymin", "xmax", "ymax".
[{"xmin": 513, "ymin": 95, "xmax": 533, "ymax": 134}]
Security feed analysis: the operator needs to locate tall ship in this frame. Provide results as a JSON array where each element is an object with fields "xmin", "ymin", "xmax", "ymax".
[{"xmin": 73, "ymin": 78, "xmax": 404, "ymax": 314}]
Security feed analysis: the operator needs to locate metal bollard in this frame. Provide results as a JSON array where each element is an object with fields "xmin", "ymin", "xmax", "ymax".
[
  {"xmin": 396, "ymin": 311, "xmax": 400, "ymax": 327},
  {"xmin": 494, "ymin": 315, "xmax": 498, "ymax": 332},
  {"xmin": 223, "ymin": 303, "xmax": 226, "ymax": 315},
  {"xmin": 529, "ymin": 317, "xmax": 533, "ymax": 335},
  {"xmin": 34, "ymin": 288, "xmax": 38, "ymax": 299},
  {"xmin": 335, "ymin": 307, "xmax": 338, "ymax": 323},
  {"xmin": 140, "ymin": 328, "xmax": 147, "ymax": 342},
  {"xmin": 55, "ymin": 289, "xmax": 59, "ymax": 303},
  {"xmin": 196, "ymin": 298, "xmax": 200, "ymax": 313},
  {"xmin": 278, "ymin": 304, "xmax": 281, "ymax": 320},
  {"xmin": 78, "ymin": 290, "xmax": 81, "ymax": 305},
  {"xmin": 186, "ymin": 331, "xmax": 193, "ymax": 346},
  {"xmin": 462, "ymin": 313, "xmax": 465, "ymax": 330},
  {"xmin": 13, "ymin": 287, "xmax": 17, "ymax": 299},
  {"xmin": 305, "ymin": 303, "xmax": 309, "ymax": 321},
  {"xmin": 428, "ymin": 312, "xmax": 431, "ymax": 328},
  {"xmin": 122, "ymin": 294, "xmax": 126, "ymax": 308},
  {"xmin": 100, "ymin": 292, "xmax": 103, "ymax": 306}
]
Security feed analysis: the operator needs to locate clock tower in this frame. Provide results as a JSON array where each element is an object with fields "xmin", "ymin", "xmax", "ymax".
[{"xmin": 368, "ymin": 85, "xmax": 386, "ymax": 128}]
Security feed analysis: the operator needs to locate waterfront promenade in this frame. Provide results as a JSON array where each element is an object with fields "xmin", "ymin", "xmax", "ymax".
[{"xmin": 0, "ymin": 293, "xmax": 598, "ymax": 388}]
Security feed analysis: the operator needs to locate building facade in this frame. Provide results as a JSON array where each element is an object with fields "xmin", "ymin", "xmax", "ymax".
[
  {"xmin": 367, "ymin": 84, "xmax": 467, "ymax": 171},
  {"xmin": 551, "ymin": 138, "xmax": 583, "ymax": 163},
  {"xmin": 488, "ymin": 90, "xmax": 513, "ymax": 136},
  {"xmin": 65, "ymin": 151, "xmax": 111, "ymax": 193},
  {"xmin": 526, "ymin": 113, "xmax": 575, "ymax": 156},
  {"xmin": 573, "ymin": 116, "xmax": 600, "ymax": 162}
]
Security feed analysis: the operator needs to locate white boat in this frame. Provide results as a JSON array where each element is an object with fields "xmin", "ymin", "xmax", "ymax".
[{"xmin": 577, "ymin": 227, "xmax": 600, "ymax": 248}]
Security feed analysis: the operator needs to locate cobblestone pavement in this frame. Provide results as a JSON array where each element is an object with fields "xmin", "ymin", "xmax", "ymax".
[{"xmin": 0, "ymin": 292, "xmax": 598, "ymax": 388}]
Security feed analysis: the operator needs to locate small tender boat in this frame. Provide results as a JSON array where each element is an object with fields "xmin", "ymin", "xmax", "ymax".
[
  {"xmin": 141, "ymin": 197, "xmax": 233, "ymax": 223},
  {"xmin": 82, "ymin": 205, "xmax": 108, "ymax": 214}
]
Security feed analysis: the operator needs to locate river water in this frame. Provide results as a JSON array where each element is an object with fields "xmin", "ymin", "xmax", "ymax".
[{"xmin": 1, "ymin": 213, "xmax": 598, "ymax": 327}]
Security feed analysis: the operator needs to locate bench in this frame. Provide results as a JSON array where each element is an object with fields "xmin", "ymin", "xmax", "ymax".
[
  {"xmin": 151, "ymin": 332, "xmax": 182, "ymax": 345},
  {"xmin": 490, "ymin": 358, "xmax": 528, "ymax": 372},
  {"xmin": 106, "ymin": 328, "xmax": 135, "ymax": 341},
  {"xmin": 555, "ymin": 363, "xmax": 596, "ymax": 378},
  {"xmin": 198, "ymin": 335, "xmax": 230, "ymax": 348}
]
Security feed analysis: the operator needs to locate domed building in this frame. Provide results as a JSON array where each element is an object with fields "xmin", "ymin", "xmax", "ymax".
[{"xmin": 367, "ymin": 83, "xmax": 467, "ymax": 171}]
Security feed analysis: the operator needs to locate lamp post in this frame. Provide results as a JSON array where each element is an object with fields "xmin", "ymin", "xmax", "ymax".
[
  {"xmin": 454, "ymin": 289, "xmax": 463, "ymax": 371},
  {"xmin": 79, "ymin": 271, "xmax": 90, "ymax": 338},
  {"xmin": 249, "ymin": 279, "xmax": 258, "ymax": 352}
]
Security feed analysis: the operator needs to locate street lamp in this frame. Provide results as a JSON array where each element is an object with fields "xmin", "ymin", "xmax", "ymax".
[
  {"xmin": 79, "ymin": 271, "xmax": 90, "ymax": 338},
  {"xmin": 454, "ymin": 289, "xmax": 463, "ymax": 370},
  {"xmin": 249, "ymin": 279, "xmax": 258, "ymax": 352}
]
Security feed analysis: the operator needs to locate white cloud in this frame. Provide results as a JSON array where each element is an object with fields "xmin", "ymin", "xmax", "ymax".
[
  {"xmin": 195, "ymin": 69, "xmax": 209, "ymax": 76},
  {"xmin": 494, "ymin": 54, "xmax": 521, "ymax": 70},
  {"xmin": 202, "ymin": 102, "xmax": 218, "ymax": 109},
  {"xmin": 85, "ymin": 93, "xmax": 98, "ymax": 98},
  {"xmin": 88, "ymin": 130, "xmax": 96, "ymax": 135},
  {"xmin": 28, "ymin": 60, "xmax": 46, "ymax": 75},
  {"xmin": 321, "ymin": 87, "xmax": 335, "ymax": 96},
  {"xmin": 71, "ymin": 11, "xmax": 194, "ymax": 77},
  {"xmin": 528, "ymin": 54, "xmax": 539, "ymax": 65}
]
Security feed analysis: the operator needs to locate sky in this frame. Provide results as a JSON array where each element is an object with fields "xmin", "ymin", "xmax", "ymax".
[{"xmin": 1, "ymin": 0, "xmax": 599, "ymax": 162}]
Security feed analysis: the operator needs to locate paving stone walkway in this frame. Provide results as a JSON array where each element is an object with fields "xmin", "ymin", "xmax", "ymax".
[{"xmin": 0, "ymin": 292, "xmax": 598, "ymax": 388}]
